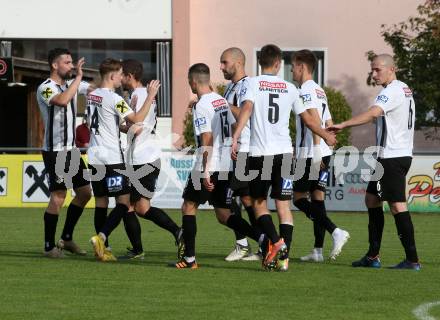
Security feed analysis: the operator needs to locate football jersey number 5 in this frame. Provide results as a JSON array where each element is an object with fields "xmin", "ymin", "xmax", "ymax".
[{"xmin": 268, "ymin": 93, "xmax": 279, "ymax": 124}]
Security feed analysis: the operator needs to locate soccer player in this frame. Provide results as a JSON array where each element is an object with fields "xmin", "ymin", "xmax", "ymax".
[
  {"xmin": 220, "ymin": 47, "xmax": 262, "ymax": 261},
  {"xmin": 119, "ymin": 59, "xmax": 182, "ymax": 259},
  {"xmin": 291, "ymin": 50, "xmax": 350, "ymax": 262},
  {"xmin": 174, "ymin": 63, "xmax": 259, "ymax": 269},
  {"xmin": 87, "ymin": 58, "xmax": 160, "ymax": 261},
  {"xmin": 232, "ymin": 44, "xmax": 336, "ymax": 271},
  {"xmin": 36, "ymin": 48, "xmax": 92, "ymax": 258},
  {"xmin": 329, "ymin": 54, "xmax": 420, "ymax": 270}
]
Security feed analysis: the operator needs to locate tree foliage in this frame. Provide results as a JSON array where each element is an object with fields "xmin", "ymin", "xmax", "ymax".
[{"xmin": 367, "ymin": 0, "xmax": 440, "ymax": 139}]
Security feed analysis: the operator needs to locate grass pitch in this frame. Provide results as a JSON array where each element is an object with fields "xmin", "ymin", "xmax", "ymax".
[{"xmin": 0, "ymin": 208, "xmax": 439, "ymax": 320}]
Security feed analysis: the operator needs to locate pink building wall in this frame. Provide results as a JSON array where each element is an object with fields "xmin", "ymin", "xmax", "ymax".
[{"xmin": 173, "ymin": 0, "xmax": 436, "ymax": 150}]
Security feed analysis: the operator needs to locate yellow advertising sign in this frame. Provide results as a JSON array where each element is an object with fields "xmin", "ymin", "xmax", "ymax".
[{"xmin": 0, "ymin": 154, "xmax": 95, "ymax": 208}]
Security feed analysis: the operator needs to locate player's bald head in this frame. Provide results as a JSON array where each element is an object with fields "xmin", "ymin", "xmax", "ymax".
[
  {"xmin": 370, "ymin": 53, "xmax": 397, "ymax": 86},
  {"xmin": 372, "ymin": 54, "xmax": 395, "ymax": 68},
  {"xmin": 221, "ymin": 47, "xmax": 246, "ymax": 65},
  {"xmin": 188, "ymin": 63, "xmax": 210, "ymax": 84}
]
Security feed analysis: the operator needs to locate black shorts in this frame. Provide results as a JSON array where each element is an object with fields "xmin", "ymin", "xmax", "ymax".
[
  {"xmin": 248, "ymin": 153, "xmax": 294, "ymax": 200},
  {"xmin": 88, "ymin": 163, "xmax": 131, "ymax": 197},
  {"xmin": 230, "ymin": 152, "xmax": 251, "ymax": 197},
  {"xmin": 130, "ymin": 160, "xmax": 161, "ymax": 203},
  {"xmin": 42, "ymin": 150, "xmax": 89, "ymax": 192},
  {"xmin": 293, "ymin": 156, "xmax": 331, "ymax": 193},
  {"xmin": 182, "ymin": 171, "xmax": 233, "ymax": 209},
  {"xmin": 366, "ymin": 157, "xmax": 412, "ymax": 202}
]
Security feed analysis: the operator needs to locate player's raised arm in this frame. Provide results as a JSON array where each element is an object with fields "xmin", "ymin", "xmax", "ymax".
[
  {"xmin": 50, "ymin": 57, "xmax": 86, "ymax": 107},
  {"xmin": 125, "ymin": 80, "xmax": 160, "ymax": 124}
]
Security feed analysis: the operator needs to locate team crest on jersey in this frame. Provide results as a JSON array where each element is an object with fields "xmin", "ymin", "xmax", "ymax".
[
  {"xmin": 41, "ymin": 87, "xmax": 53, "ymax": 99},
  {"xmin": 315, "ymin": 89, "xmax": 326, "ymax": 100},
  {"xmin": 301, "ymin": 94, "xmax": 312, "ymax": 102},
  {"xmin": 403, "ymin": 87, "xmax": 413, "ymax": 97},
  {"xmin": 194, "ymin": 117, "xmax": 207, "ymax": 127},
  {"xmin": 239, "ymin": 87, "xmax": 247, "ymax": 97},
  {"xmin": 376, "ymin": 95, "xmax": 389, "ymax": 104},
  {"xmin": 116, "ymin": 100, "xmax": 130, "ymax": 114}
]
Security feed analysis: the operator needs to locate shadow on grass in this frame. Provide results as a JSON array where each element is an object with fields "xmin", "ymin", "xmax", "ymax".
[
  {"xmin": 0, "ymin": 249, "xmax": 362, "ymax": 272},
  {"xmin": 0, "ymin": 248, "xmax": 265, "ymax": 272}
]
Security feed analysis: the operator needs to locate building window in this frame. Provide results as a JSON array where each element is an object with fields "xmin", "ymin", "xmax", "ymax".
[
  {"xmin": 255, "ymin": 48, "xmax": 327, "ymax": 86},
  {"xmin": 8, "ymin": 39, "xmax": 172, "ymax": 116}
]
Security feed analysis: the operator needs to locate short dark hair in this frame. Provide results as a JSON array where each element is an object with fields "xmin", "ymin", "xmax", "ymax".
[
  {"xmin": 122, "ymin": 59, "xmax": 143, "ymax": 81},
  {"xmin": 188, "ymin": 63, "xmax": 210, "ymax": 83},
  {"xmin": 292, "ymin": 50, "xmax": 317, "ymax": 73},
  {"xmin": 48, "ymin": 48, "xmax": 71, "ymax": 67},
  {"xmin": 99, "ymin": 58, "xmax": 122, "ymax": 78},
  {"xmin": 259, "ymin": 44, "xmax": 282, "ymax": 68}
]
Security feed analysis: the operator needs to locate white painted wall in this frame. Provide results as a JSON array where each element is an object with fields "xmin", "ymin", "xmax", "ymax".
[{"xmin": 0, "ymin": 0, "xmax": 171, "ymax": 39}]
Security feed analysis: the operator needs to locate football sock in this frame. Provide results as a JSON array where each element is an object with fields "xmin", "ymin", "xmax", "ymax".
[
  {"xmin": 141, "ymin": 207, "xmax": 180, "ymax": 239},
  {"xmin": 311, "ymin": 200, "xmax": 336, "ymax": 234},
  {"xmin": 123, "ymin": 211, "xmax": 143, "ymax": 253},
  {"xmin": 313, "ymin": 220, "xmax": 326, "ymax": 248},
  {"xmin": 279, "ymin": 223, "xmax": 293, "ymax": 259},
  {"xmin": 182, "ymin": 215, "xmax": 196, "ymax": 257},
  {"xmin": 366, "ymin": 207, "xmax": 384, "ymax": 257},
  {"xmin": 394, "ymin": 211, "xmax": 418, "ymax": 263},
  {"xmin": 245, "ymin": 205, "xmax": 263, "ymax": 238},
  {"xmin": 230, "ymin": 199, "xmax": 246, "ymax": 241},
  {"xmin": 226, "ymin": 214, "xmax": 259, "ymax": 242},
  {"xmin": 44, "ymin": 212, "xmax": 58, "ymax": 251},
  {"xmin": 293, "ymin": 198, "xmax": 313, "ymax": 220},
  {"xmin": 257, "ymin": 214, "xmax": 280, "ymax": 244},
  {"xmin": 101, "ymin": 203, "xmax": 128, "ymax": 238},
  {"xmin": 61, "ymin": 203, "xmax": 83, "ymax": 241},
  {"xmin": 94, "ymin": 207, "xmax": 109, "ymax": 247}
]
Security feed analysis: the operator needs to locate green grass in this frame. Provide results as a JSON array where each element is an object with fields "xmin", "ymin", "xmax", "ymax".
[{"xmin": 0, "ymin": 208, "xmax": 439, "ymax": 320}]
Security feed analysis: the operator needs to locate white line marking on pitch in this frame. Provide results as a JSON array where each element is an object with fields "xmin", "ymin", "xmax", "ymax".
[{"xmin": 413, "ymin": 301, "xmax": 440, "ymax": 320}]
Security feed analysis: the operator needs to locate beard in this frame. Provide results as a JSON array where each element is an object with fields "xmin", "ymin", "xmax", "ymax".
[
  {"xmin": 223, "ymin": 71, "xmax": 233, "ymax": 80},
  {"xmin": 60, "ymin": 70, "xmax": 73, "ymax": 80}
]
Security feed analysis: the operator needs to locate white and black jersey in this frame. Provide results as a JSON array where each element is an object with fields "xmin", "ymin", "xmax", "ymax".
[
  {"xmin": 87, "ymin": 88, "xmax": 133, "ymax": 165},
  {"xmin": 126, "ymin": 87, "xmax": 159, "ymax": 165},
  {"xmin": 192, "ymin": 92, "xmax": 236, "ymax": 172},
  {"xmin": 240, "ymin": 75, "xmax": 306, "ymax": 156},
  {"xmin": 37, "ymin": 79, "xmax": 89, "ymax": 151},
  {"xmin": 373, "ymin": 80, "xmax": 415, "ymax": 158},
  {"xmin": 297, "ymin": 80, "xmax": 332, "ymax": 158},
  {"xmin": 224, "ymin": 76, "xmax": 250, "ymax": 152}
]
